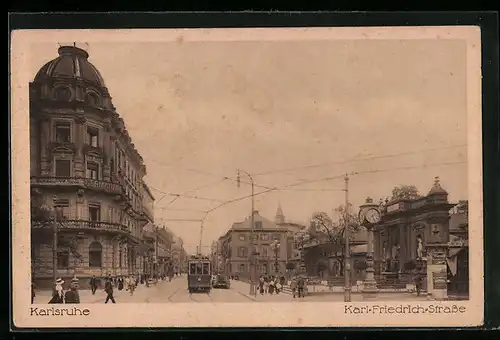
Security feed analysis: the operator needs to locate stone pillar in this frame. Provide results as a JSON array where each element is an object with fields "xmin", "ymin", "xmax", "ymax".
[
  {"xmin": 74, "ymin": 115, "xmax": 86, "ymax": 178},
  {"xmin": 426, "ymin": 243, "xmax": 448, "ymax": 300},
  {"xmin": 102, "ymin": 118, "xmax": 112, "ymax": 181},
  {"xmin": 362, "ymin": 223, "xmax": 378, "ymax": 299},
  {"xmin": 39, "ymin": 116, "xmax": 51, "ymax": 176},
  {"xmin": 399, "ymin": 224, "xmax": 406, "ymax": 273}
]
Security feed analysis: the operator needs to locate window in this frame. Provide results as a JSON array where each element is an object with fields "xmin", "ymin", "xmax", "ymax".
[
  {"xmin": 261, "ymin": 247, "xmax": 268, "ymax": 257},
  {"xmin": 57, "ymin": 250, "xmax": 69, "ymax": 268},
  {"xmin": 54, "ymin": 122, "xmax": 71, "ymax": 143},
  {"xmin": 54, "ymin": 199, "xmax": 70, "ymax": 220},
  {"xmin": 119, "ymin": 247, "xmax": 123, "ymax": 267},
  {"xmin": 86, "ymin": 92, "xmax": 99, "ymax": 106},
  {"xmin": 88, "ymin": 203, "xmax": 100, "ymax": 222},
  {"xmin": 272, "ymin": 233, "xmax": 281, "ymax": 241},
  {"xmin": 86, "ymin": 126, "xmax": 99, "ymax": 147},
  {"xmin": 255, "ymin": 221, "xmax": 263, "ymax": 229},
  {"xmin": 189, "ymin": 263, "xmax": 196, "ymax": 275},
  {"xmin": 86, "ymin": 162, "xmax": 99, "ymax": 180},
  {"xmin": 202, "ymin": 263, "xmax": 210, "ymax": 275},
  {"xmin": 239, "ymin": 264, "xmax": 245, "ymax": 273},
  {"xmin": 238, "ymin": 247, "xmax": 248, "ymax": 258},
  {"xmin": 251, "ymin": 234, "xmax": 258, "ymax": 241},
  {"xmin": 54, "ymin": 87, "xmax": 71, "ymax": 101},
  {"xmin": 55, "ymin": 159, "xmax": 71, "ymax": 177},
  {"xmin": 89, "ymin": 241, "xmax": 102, "ymax": 268},
  {"xmin": 110, "ymin": 158, "xmax": 115, "ymax": 174},
  {"xmin": 261, "ymin": 264, "xmax": 267, "ymax": 274},
  {"xmin": 260, "ymin": 233, "xmax": 269, "ymax": 241},
  {"xmin": 239, "ymin": 234, "xmax": 246, "ymax": 241}
]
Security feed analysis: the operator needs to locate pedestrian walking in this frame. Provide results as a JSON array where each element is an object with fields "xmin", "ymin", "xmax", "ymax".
[
  {"xmin": 65, "ymin": 277, "xmax": 81, "ymax": 304},
  {"xmin": 259, "ymin": 276, "xmax": 265, "ymax": 295},
  {"xmin": 275, "ymin": 278, "xmax": 282, "ymax": 294},
  {"xmin": 128, "ymin": 275, "xmax": 136, "ymax": 295},
  {"xmin": 264, "ymin": 279, "xmax": 269, "ymax": 294},
  {"xmin": 49, "ymin": 278, "xmax": 65, "ymax": 304},
  {"xmin": 118, "ymin": 276, "xmax": 124, "ymax": 291},
  {"xmin": 415, "ymin": 273, "xmax": 423, "ymax": 296},
  {"xmin": 290, "ymin": 278, "xmax": 298, "ymax": 298},
  {"xmin": 268, "ymin": 280, "xmax": 275, "ymax": 295},
  {"xmin": 89, "ymin": 275, "xmax": 98, "ymax": 295},
  {"xmin": 297, "ymin": 277, "xmax": 305, "ymax": 298},
  {"xmin": 104, "ymin": 278, "xmax": 116, "ymax": 304}
]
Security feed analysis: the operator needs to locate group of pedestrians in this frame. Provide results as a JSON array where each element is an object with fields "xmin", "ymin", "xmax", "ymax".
[
  {"xmin": 258, "ymin": 275, "xmax": 286, "ymax": 295},
  {"xmin": 289, "ymin": 276, "xmax": 306, "ymax": 298},
  {"xmin": 45, "ymin": 277, "xmax": 81, "ymax": 304},
  {"xmin": 39, "ymin": 272, "xmax": 157, "ymax": 305}
]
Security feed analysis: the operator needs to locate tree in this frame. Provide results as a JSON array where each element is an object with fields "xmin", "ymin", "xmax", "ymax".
[
  {"xmin": 456, "ymin": 200, "xmax": 469, "ymax": 216},
  {"xmin": 305, "ymin": 204, "xmax": 362, "ymax": 275},
  {"xmin": 391, "ymin": 185, "xmax": 421, "ymax": 201}
]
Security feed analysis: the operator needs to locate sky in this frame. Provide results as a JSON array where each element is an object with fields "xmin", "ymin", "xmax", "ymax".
[{"xmin": 29, "ymin": 38, "xmax": 468, "ymax": 254}]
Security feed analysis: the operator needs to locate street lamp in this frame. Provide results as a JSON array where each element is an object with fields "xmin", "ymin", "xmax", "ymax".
[
  {"xmin": 271, "ymin": 240, "xmax": 281, "ymax": 274},
  {"xmin": 236, "ymin": 169, "xmax": 257, "ymax": 296}
]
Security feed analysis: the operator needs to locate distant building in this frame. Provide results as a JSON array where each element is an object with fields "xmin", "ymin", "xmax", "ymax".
[
  {"xmin": 218, "ymin": 211, "xmax": 289, "ymax": 278},
  {"xmin": 273, "ymin": 204, "xmax": 307, "ymax": 269}
]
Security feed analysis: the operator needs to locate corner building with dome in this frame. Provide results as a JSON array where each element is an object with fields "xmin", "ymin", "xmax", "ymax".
[{"xmin": 29, "ymin": 45, "xmax": 155, "ymax": 287}]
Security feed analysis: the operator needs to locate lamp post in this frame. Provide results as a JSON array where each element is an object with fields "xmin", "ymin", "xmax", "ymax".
[
  {"xmin": 42, "ymin": 195, "xmax": 62, "ymax": 291},
  {"xmin": 236, "ymin": 169, "xmax": 256, "ymax": 296},
  {"xmin": 343, "ymin": 174, "xmax": 351, "ymax": 302},
  {"xmin": 271, "ymin": 240, "xmax": 281, "ymax": 274}
]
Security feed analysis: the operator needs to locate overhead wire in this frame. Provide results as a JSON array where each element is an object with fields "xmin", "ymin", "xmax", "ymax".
[{"xmin": 251, "ymin": 144, "xmax": 467, "ymax": 176}]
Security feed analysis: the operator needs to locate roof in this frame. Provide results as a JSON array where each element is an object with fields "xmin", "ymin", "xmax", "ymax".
[
  {"xmin": 34, "ymin": 46, "xmax": 105, "ymax": 87},
  {"xmin": 428, "ymin": 177, "xmax": 448, "ymax": 195},
  {"xmin": 231, "ymin": 211, "xmax": 284, "ymax": 231}
]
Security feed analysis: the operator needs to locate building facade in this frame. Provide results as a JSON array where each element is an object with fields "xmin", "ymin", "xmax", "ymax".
[
  {"xmin": 29, "ymin": 45, "xmax": 151, "ymax": 287},
  {"xmin": 218, "ymin": 211, "xmax": 289, "ymax": 279},
  {"xmin": 273, "ymin": 204, "xmax": 307, "ymax": 274}
]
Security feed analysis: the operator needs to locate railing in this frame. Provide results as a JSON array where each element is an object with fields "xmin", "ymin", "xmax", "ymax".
[
  {"xmin": 31, "ymin": 176, "xmax": 123, "ymax": 195},
  {"xmin": 31, "ymin": 219, "xmax": 130, "ymax": 234}
]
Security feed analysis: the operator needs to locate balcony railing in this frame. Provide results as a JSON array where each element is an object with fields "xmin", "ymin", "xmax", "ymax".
[
  {"xmin": 31, "ymin": 219, "xmax": 130, "ymax": 235},
  {"xmin": 31, "ymin": 176, "xmax": 123, "ymax": 196}
]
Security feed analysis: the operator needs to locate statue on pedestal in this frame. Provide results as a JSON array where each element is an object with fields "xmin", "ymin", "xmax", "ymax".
[{"xmin": 416, "ymin": 235, "xmax": 424, "ymax": 260}]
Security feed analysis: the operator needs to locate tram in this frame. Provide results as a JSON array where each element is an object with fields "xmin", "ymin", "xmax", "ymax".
[{"xmin": 187, "ymin": 255, "xmax": 212, "ymax": 293}]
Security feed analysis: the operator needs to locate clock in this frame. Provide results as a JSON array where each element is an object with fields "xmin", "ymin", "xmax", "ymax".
[{"xmin": 364, "ymin": 208, "xmax": 381, "ymax": 224}]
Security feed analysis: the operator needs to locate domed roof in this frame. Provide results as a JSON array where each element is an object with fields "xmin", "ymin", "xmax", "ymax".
[
  {"xmin": 34, "ymin": 45, "xmax": 105, "ymax": 87},
  {"xmin": 428, "ymin": 176, "xmax": 448, "ymax": 195}
]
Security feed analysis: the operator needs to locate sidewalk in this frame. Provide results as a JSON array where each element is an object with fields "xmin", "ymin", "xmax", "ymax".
[
  {"xmin": 33, "ymin": 280, "xmax": 173, "ymax": 304},
  {"xmin": 230, "ymin": 280, "xmax": 292, "ymax": 302}
]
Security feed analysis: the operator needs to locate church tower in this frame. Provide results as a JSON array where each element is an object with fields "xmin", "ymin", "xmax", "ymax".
[{"xmin": 275, "ymin": 203, "xmax": 285, "ymax": 225}]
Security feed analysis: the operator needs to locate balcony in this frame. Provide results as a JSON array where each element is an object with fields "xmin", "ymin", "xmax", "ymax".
[
  {"xmin": 31, "ymin": 219, "xmax": 130, "ymax": 235},
  {"xmin": 31, "ymin": 176, "xmax": 123, "ymax": 196}
]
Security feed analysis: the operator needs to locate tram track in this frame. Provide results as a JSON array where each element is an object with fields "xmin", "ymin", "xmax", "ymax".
[
  {"xmin": 167, "ymin": 287, "xmax": 183, "ymax": 302},
  {"xmin": 188, "ymin": 291, "xmax": 213, "ymax": 303}
]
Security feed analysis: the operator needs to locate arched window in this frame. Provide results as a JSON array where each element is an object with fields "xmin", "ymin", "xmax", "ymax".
[
  {"xmin": 89, "ymin": 241, "xmax": 102, "ymax": 268},
  {"xmin": 54, "ymin": 86, "xmax": 71, "ymax": 101},
  {"xmin": 85, "ymin": 92, "xmax": 100, "ymax": 106}
]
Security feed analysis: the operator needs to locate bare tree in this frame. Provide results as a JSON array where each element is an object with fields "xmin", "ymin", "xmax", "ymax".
[{"xmin": 306, "ymin": 204, "xmax": 361, "ymax": 274}]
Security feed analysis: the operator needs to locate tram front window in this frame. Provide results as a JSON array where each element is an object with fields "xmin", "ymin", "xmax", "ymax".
[
  {"xmin": 189, "ymin": 263, "xmax": 197, "ymax": 275},
  {"xmin": 203, "ymin": 263, "xmax": 210, "ymax": 275}
]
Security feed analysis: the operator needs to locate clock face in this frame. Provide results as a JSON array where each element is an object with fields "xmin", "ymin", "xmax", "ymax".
[{"xmin": 365, "ymin": 208, "xmax": 381, "ymax": 224}]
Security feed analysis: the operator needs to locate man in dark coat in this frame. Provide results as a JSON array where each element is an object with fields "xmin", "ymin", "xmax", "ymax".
[
  {"xmin": 104, "ymin": 278, "xmax": 116, "ymax": 304},
  {"xmin": 90, "ymin": 275, "xmax": 98, "ymax": 295},
  {"xmin": 65, "ymin": 277, "xmax": 81, "ymax": 304}
]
